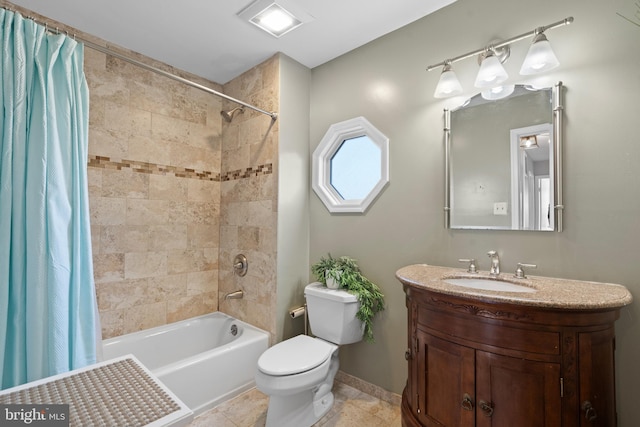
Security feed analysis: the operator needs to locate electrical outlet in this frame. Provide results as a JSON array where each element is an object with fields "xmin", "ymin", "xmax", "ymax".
[{"xmin": 493, "ymin": 202, "xmax": 508, "ymax": 215}]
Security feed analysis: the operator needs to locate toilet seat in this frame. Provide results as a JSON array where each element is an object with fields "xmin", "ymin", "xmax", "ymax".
[{"xmin": 258, "ymin": 335, "xmax": 334, "ymax": 376}]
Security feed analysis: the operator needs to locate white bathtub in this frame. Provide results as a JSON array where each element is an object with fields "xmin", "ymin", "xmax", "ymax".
[{"xmin": 102, "ymin": 312, "xmax": 269, "ymax": 415}]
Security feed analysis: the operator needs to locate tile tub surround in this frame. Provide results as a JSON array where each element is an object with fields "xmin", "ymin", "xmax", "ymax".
[
  {"xmin": 77, "ymin": 12, "xmax": 279, "ymax": 339},
  {"xmin": 84, "ymin": 42, "xmax": 226, "ymax": 339},
  {"xmin": 217, "ymin": 55, "xmax": 280, "ymax": 339},
  {"xmin": 396, "ymin": 264, "xmax": 633, "ymax": 309}
]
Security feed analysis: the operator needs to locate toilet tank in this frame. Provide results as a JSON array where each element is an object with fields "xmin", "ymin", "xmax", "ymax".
[{"xmin": 304, "ymin": 282, "xmax": 364, "ymax": 345}]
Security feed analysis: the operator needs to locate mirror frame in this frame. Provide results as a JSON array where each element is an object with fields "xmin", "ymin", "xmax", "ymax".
[{"xmin": 444, "ymin": 82, "xmax": 564, "ymax": 231}]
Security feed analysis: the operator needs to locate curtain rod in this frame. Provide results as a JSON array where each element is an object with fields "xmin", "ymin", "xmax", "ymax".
[
  {"xmin": 81, "ymin": 39, "xmax": 278, "ymax": 121},
  {"xmin": 2, "ymin": 6, "xmax": 278, "ymax": 121}
]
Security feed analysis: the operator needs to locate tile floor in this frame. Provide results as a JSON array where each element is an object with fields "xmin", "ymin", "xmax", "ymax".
[{"xmin": 187, "ymin": 382, "xmax": 401, "ymax": 427}]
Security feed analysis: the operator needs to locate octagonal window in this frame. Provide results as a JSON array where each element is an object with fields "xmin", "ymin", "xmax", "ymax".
[{"xmin": 312, "ymin": 117, "xmax": 389, "ymax": 213}]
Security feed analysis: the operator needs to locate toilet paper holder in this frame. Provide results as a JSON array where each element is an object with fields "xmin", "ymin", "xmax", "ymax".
[{"xmin": 289, "ymin": 304, "xmax": 308, "ymax": 335}]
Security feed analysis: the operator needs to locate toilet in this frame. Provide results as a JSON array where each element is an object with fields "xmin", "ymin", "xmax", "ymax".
[{"xmin": 255, "ymin": 282, "xmax": 364, "ymax": 427}]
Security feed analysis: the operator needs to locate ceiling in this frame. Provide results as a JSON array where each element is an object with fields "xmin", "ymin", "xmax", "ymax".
[{"xmin": 9, "ymin": 0, "xmax": 456, "ymax": 84}]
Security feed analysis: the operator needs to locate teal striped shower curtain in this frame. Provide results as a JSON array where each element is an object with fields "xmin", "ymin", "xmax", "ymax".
[{"xmin": 0, "ymin": 9, "xmax": 99, "ymax": 390}]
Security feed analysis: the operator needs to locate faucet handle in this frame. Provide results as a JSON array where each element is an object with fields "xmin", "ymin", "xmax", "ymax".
[
  {"xmin": 458, "ymin": 259, "xmax": 478, "ymax": 273},
  {"xmin": 515, "ymin": 263, "xmax": 537, "ymax": 279}
]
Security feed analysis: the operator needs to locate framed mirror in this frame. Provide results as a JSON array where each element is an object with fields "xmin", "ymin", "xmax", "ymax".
[{"xmin": 444, "ymin": 82, "xmax": 564, "ymax": 231}]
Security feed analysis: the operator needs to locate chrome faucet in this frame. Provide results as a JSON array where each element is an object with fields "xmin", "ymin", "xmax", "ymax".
[{"xmin": 487, "ymin": 251, "xmax": 500, "ymax": 276}]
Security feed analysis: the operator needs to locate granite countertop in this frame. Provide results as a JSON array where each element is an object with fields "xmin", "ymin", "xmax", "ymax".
[{"xmin": 396, "ymin": 264, "xmax": 633, "ymax": 310}]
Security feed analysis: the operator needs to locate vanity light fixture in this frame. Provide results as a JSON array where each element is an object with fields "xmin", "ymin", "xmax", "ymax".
[
  {"xmin": 238, "ymin": 0, "xmax": 313, "ymax": 38},
  {"xmin": 428, "ymin": 16, "xmax": 573, "ymax": 98}
]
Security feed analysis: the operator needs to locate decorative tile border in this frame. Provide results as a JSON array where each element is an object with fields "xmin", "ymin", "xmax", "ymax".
[
  {"xmin": 88, "ymin": 155, "xmax": 272, "ymax": 182},
  {"xmin": 221, "ymin": 164, "xmax": 273, "ymax": 181}
]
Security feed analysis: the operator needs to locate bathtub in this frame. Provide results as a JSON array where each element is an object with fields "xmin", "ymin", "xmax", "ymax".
[{"xmin": 102, "ymin": 312, "xmax": 269, "ymax": 415}]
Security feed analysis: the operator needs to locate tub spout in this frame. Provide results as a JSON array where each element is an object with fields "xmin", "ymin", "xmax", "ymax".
[{"xmin": 225, "ymin": 290, "xmax": 244, "ymax": 300}]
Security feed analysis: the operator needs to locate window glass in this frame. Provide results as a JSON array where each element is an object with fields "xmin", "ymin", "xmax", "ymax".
[{"xmin": 330, "ymin": 136, "xmax": 382, "ymax": 200}]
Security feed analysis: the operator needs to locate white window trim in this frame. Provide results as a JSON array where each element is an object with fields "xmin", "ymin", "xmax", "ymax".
[{"xmin": 312, "ymin": 116, "xmax": 389, "ymax": 213}]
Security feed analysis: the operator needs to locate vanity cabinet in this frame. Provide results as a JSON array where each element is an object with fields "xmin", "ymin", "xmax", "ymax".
[{"xmin": 402, "ymin": 284, "xmax": 620, "ymax": 427}]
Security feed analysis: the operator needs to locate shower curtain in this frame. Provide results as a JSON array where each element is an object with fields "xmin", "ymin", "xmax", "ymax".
[{"xmin": 0, "ymin": 10, "xmax": 99, "ymax": 390}]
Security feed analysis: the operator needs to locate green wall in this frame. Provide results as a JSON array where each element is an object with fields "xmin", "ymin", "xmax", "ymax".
[
  {"xmin": 309, "ymin": 0, "xmax": 640, "ymax": 424},
  {"xmin": 277, "ymin": 54, "xmax": 311, "ymax": 342}
]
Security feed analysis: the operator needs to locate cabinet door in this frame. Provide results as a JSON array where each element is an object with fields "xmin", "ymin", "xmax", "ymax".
[
  {"xmin": 476, "ymin": 351, "xmax": 561, "ymax": 427},
  {"xmin": 578, "ymin": 328, "xmax": 616, "ymax": 427},
  {"xmin": 416, "ymin": 330, "xmax": 475, "ymax": 427}
]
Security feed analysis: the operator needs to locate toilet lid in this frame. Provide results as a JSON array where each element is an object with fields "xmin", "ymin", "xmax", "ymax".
[{"xmin": 258, "ymin": 335, "xmax": 334, "ymax": 376}]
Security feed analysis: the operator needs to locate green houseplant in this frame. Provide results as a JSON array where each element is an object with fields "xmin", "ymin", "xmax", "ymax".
[{"xmin": 311, "ymin": 254, "xmax": 385, "ymax": 342}]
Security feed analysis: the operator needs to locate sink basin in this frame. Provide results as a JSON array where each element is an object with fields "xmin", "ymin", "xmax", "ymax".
[{"xmin": 444, "ymin": 278, "xmax": 536, "ymax": 293}]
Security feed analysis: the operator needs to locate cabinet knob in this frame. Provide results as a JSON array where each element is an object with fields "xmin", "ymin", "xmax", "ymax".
[
  {"xmin": 479, "ymin": 400, "xmax": 494, "ymax": 417},
  {"xmin": 405, "ymin": 349, "xmax": 411, "ymax": 360},
  {"xmin": 461, "ymin": 393, "xmax": 474, "ymax": 411},
  {"xmin": 581, "ymin": 401, "xmax": 598, "ymax": 422}
]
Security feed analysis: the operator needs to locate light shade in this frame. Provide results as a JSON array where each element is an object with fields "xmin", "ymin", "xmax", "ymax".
[
  {"xmin": 434, "ymin": 63, "xmax": 463, "ymax": 98},
  {"xmin": 474, "ymin": 51, "xmax": 509, "ymax": 88},
  {"xmin": 520, "ymin": 33, "xmax": 560, "ymax": 75},
  {"xmin": 481, "ymin": 84, "xmax": 515, "ymax": 100}
]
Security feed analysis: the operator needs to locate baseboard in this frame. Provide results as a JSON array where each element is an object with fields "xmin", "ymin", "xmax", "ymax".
[{"xmin": 335, "ymin": 370, "xmax": 402, "ymax": 407}]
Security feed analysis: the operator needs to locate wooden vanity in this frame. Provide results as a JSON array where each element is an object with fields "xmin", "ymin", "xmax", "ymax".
[{"xmin": 396, "ymin": 264, "xmax": 632, "ymax": 427}]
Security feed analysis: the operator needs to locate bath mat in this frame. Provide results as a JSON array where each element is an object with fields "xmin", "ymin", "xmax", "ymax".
[{"xmin": 0, "ymin": 356, "xmax": 192, "ymax": 427}]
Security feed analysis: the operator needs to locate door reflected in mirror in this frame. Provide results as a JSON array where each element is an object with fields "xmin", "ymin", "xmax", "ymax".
[
  {"xmin": 510, "ymin": 124, "xmax": 554, "ymax": 230},
  {"xmin": 445, "ymin": 84, "xmax": 563, "ymax": 231}
]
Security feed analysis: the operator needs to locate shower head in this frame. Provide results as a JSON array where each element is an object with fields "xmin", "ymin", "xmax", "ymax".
[{"xmin": 220, "ymin": 106, "xmax": 244, "ymax": 122}]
